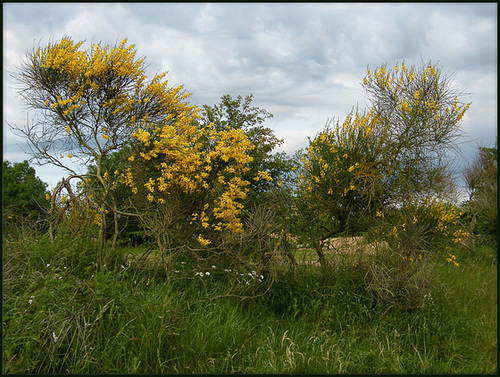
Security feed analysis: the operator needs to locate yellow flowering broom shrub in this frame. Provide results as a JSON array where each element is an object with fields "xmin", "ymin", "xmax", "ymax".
[
  {"xmin": 296, "ymin": 61, "xmax": 470, "ymax": 266},
  {"xmin": 297, "ymin": 108, "xmax": 386, "ymax": 263},
  {"xmin": 362, "ymin": 61, "xmax": 470, "ymax": 201},
  {"xmin": 121, "ymin": 113, "xmax": 273, "ymax": 254},
  {"xmin": 375, "ymin": 198, "xmax": 471, "ymax": 266},
  {"xmin": 17, "ymin": 38, "xmax": 272, "ymax": 257},
  {"xmin": 14, "ymin": 37, "xmax": 202, "ymax": 255}
]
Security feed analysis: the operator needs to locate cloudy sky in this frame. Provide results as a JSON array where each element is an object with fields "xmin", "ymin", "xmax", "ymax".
[{"xmin": 3, "ymin": 3, "xmax": 497, "ymax": 191}]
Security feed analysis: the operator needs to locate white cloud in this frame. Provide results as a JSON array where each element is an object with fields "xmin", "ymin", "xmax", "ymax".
[{"xmin": 425, "ymin": 11, "xmax": 497, "ymax": 69}]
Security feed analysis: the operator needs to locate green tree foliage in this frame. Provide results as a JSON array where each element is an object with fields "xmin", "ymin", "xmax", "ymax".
[
  {"xmin": 464, "ymin": 143, "xmax": 497, "ymax": 235},
  {"xmin": 121, "ymin": 110, "xmax": 258, "ymax": 255},
  {"xmin": 85, "ymin": 148, "xmax": 146, "ymax": 246},
  {"xmin": 3, "ymin": 160, "xmax": 49, "ymax": 222}
]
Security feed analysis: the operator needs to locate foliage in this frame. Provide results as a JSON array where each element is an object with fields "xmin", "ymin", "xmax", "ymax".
[
  {"xmin": 84, "ymin": 147, "xmax": 147, "ymax": 245},
  {"xmin": 298, "ymin": 108, "xmax": 385, "ymax": 238},
  {"xmin": 464, "ymin": 143, "xmax": 497, "ymax": 235},
  {"xmin": 296, "ymin": 61, "xmax": 470, "ymax": 264},
  {"xmin": 200, "ymin": 94, "xmax": 293, "ymax": 208},
  {"xmin": 82, "ymin": 94, "xmax": 293, "ymax": 249},
  {"xmin": 373, "ymin": 198, "xmax": 471, "ymax": 263},
  {"xmin": 122, "ymin": 109, "xmax": 270, "ymax": 254},
  {"xmin": 46, "ymin": 176, "xmax": 106, "ymax": 242},
  {"xmin": 3, "ymin": 160, "xmax": 50, "ymax": 223},
  {"xmin": 362, "ymin": 61, "xmax": 469, "ymax": 202},
  {"xmin": 10, "ymin": 37, "xmax": 196, "ymax": 253}
]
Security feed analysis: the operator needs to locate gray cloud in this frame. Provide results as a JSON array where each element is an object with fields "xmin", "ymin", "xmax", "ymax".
[{"xmin": 3, "ymin": 3, "xmax": 497, "ymax": 190}]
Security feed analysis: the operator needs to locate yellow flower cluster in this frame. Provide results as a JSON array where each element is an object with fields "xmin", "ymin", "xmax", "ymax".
[
  {"xmin": 363, "ymin": 61, "xmax": 470, "ymax": 127},
  {"xmin": 93, "ymin": 213, "xmax": 103, "ymax": 227},
  {"xmin": 35, "ymin": 38, "xmax": 86, "ymax": 78},
  {"xmin": 32, "ymin": 38, "xmax": 165, "ymax": 144},
  {"xmin": 198, "ymin": 234, "xmax": 211, "ymax": 246},
  {"xmin": 452, "ymin": 228, "xmax": 471, "ymax": 245},
  {"xmin": 124, "ymin": 111, "xmax": 257, "ymax": 243},
  {"xmin": 445, "ymin": 252, "xmax": 459, "ymax": 267},
  {"xmin": 402, "ymin": 254, "xmax": 423, "ymax": 262},
  {"xmin": 119, "ymin": 168, "xmax": 138, "ymax": 194},
  {"xmin": 254, "ymin": 170, "xmax": 273, "ymax": 182},
  {"xmin": 299, "ymin": 108, "xmax": 380, "ymax": 208},
  {"xmin": 423, "ymin": 198, "xmax": 463, "ymax": 237}
]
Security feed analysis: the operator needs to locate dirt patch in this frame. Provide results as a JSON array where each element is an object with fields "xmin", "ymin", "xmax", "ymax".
[
  {"xmin": 298, "ymin": 237, "xmax": 389, "ymax": 266},
  {"xmin": 320, "ymin": 236, "xmax": 388, "ymax": 256}
]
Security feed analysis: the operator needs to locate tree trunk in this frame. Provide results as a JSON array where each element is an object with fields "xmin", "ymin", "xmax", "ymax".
[
  {"xmin": 315, "ymin": 240, "xmax": 327, "ymax": 267},
  {"xmin": 315, "ymin": 224, "xmax": 344, "ymax": 268}
]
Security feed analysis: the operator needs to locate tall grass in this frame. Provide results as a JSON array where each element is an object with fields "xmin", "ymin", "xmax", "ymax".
[{"xmin": 3, "ymin": 225, "xmax": 496, "ymax": 373}]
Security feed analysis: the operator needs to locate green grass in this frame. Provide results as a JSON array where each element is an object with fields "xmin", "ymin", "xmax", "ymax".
[{"xmin": 3, "ymin": 229, "xmax": 497, "ymax": 373}]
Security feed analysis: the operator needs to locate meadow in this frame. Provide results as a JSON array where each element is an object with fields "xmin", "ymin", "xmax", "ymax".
[{"xmin": 3, "ymin": 224, "xmax": 497, "ymax": 373}]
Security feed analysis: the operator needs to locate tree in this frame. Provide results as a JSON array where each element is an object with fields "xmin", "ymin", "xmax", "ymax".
[
  {"xmin": 199, "ymin": 94, "xmax": 293, "ymax": 208},
  {"xmin": 361, "ymin": 61, "xmax": 469, "ymax": 203},
  {"xmin": 9, "ymin": 37, "xmax": 197, "ymax": 257},
  {"xmin": 464, "ymin": 143, "xmax": 497, "ymax": 235},
  {"xmin": 196, "ymin": 94, "xmax": 297, "ymax": 274},
  {"xmin": 296, "ymin": 108, "xmax": 387, "ymax": 264},
  {"xmin": 3, "ymin": 160, "xmax": 50, "ymax": 223},
  {"xmin": 297, "ymin": 61, "xmax": 471, "ymax": 266}
]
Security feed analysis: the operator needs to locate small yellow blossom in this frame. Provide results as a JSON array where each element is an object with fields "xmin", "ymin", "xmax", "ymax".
[{"xmin": 198, "ymin": 234, "xmax": 211, "ymax": 246}]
